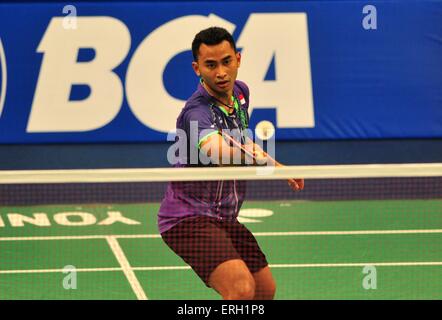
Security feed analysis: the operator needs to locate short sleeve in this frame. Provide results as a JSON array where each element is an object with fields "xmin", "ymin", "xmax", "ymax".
[{"xmin": 183, "ymin": 107, "xmax": 219, "ymax": 150}]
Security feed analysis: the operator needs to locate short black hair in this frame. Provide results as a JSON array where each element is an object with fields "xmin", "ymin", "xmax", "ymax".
[{"xmin": 192, "ymin": 27, "xmax": 237, "ymax": 61}]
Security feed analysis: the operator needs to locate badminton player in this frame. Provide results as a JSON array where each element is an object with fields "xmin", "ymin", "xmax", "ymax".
[{"xmin": 158, "ymin": 27, "xmax": 304, "ymax": 300}]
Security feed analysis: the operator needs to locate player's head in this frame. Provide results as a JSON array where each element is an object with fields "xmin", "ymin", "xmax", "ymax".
[
  {"xmin": 192, "ymin": 27, "xmax": 237, "ymax": 61},
  {"xmin": 191, "ymin": 27, "xmax": 241, "ymax": 98}
]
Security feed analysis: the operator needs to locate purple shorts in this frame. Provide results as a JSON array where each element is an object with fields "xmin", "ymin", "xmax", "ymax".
[{"xmin": 161, "ymin": 216, "xmax": 268, "ymax": 287}]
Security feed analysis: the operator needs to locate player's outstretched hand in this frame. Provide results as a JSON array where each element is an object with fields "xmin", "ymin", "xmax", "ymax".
[
  {"xmin": 251, "ymin": 150, "xmax": 269, "ymax": 165},
  {"xmin": 288, "ymin": 178, "xmax": 304, "ymax": 191}
]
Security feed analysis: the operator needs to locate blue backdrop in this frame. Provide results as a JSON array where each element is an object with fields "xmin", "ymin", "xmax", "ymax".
[{"xmin": 0, "ymin": 0, "xmax": 441, "ymax": 143}]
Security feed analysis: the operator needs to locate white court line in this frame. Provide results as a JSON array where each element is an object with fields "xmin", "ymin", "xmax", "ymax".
[
  {"xmin": 1, "ymin": 262, "xmax": 442, "ymax": 274},
  {"xmin": 0, "ymin": 234, "xmax": 161, "ymax": 241},
  {"xmin": 0, "ymin": 267, "xmax": 121, "ymax": 274},
  {"xmin": 133, "ymin": 266, "xmax": 191, "ymax": 271},
  {"xmin": 252, "ymin": 229, "xmax": 442, "ymax": 236},
  {"xmin": 105, "ymin": 236, "xmax": 147, "ymax": 300},
  {"xmin": 133, "ymin": 262, "xmax": 442, "ymax": 270},
  {"xmin": 269, "ymin": 262, "xmax": 442, "ymax": 268},
  {"xmin": 1, "ymin": 229, "xmax": 442, "ymax": 241}
]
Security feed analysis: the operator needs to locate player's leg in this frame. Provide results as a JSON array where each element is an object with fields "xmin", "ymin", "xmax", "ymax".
[
  {"xmin": 228, "ymin": 220, "xmax": 275, "ymax": 300},
  {"xmin": 208, "ymin": 259, "xmax": 255, "ymax": 300},
  {"xmin": 161, "ymin": 216, "xmax": 255, "ymax": 299},
  {"xmin": 252, "ymin": 266, "xmax": 276, "ymax": 300}
]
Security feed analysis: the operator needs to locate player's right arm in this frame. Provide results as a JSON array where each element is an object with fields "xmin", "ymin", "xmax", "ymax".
[
  {"xmin": 240, "ymin": 135, "xmax": 304, "ymax": 191},
  {"xmin": 200, "ymin": 133, "xmax": 303, "ymax": 190},
  {"xmin": 199, "ymin": 133, "xmax": 247, "ymax": 166}
]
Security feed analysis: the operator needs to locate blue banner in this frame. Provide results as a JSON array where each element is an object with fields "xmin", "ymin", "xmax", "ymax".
[{"xmin": 0, "ymin": 1, "xmax": 441, "ymax": 143}]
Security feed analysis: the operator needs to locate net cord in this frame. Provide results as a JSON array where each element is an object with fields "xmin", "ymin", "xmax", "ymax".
[{"xmin": 1, "ymin": 163, "xmax": 441, "ymax": 184}]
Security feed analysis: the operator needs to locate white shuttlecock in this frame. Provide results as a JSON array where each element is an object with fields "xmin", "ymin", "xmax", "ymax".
[{"xmin": 255, "ymin": 120, "xmax": 275, "ymax": 141}]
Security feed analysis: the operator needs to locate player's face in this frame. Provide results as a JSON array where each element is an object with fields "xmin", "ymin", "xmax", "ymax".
[{"xmin": 192, "ymin": 40, "xmax": 241, "ymax": 98}]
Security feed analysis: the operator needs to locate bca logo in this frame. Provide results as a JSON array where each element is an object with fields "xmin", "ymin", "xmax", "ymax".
[
  {"xmin": 28, "ymin": 13, "xmax": 315, "ymax": 133},
  {"xmin": 0, "ymin": 38, "xmax": 6, "ymax": 119}
]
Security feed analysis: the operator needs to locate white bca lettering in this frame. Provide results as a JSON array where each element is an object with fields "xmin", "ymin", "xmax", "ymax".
[
  {"xmin": 238, "ymin": 13, "xmax": 314, "ymax": 128},
  {"xmin": 126, "ymin": 14, "xmax": 235, "ymax": 133},
  {"xmin": 28, "ymin": 17, "xmax": 130, "ymax": 132}
]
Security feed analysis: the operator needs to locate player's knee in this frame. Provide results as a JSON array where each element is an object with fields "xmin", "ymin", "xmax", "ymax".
[
  {"xmin": 253, "ymin": 273, "xmax": 276, "ymax": 300},
  {"xmin": 255, "ymin": 281, "xmax": 276, "ymax": 300},
  {"xmin": 224, "ymin": 279, "xmax": 255, "ymax": 300}
]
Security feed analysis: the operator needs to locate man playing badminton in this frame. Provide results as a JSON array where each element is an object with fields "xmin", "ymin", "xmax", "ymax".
[{"xmin": 158, "ymin": 27, "xmax": 304, "ymax": 300}]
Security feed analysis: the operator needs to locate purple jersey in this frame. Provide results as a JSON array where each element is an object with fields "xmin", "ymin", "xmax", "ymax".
[{"xmin": 158, "ymin": 80, "xmax": 251, "ymax": 234}]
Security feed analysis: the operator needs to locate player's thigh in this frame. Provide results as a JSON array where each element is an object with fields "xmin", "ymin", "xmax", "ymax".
[
  {"xmin": 208, "ymin": 258, "xmax": 255, "ymax": 297},
  {"xmin": 161, "ymin": 216, "xmax": 244, "ymax": 287},
  {"xmin": 228, "ymin": 221, "xmax": 269, "ymax": 274},
  {"xmin": 253, "ymin": 266, "xmax": 276, "ymax": 299}
]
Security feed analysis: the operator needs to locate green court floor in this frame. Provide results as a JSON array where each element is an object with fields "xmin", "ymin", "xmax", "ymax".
[{"xmin": 0, "ymin": 199, "xmax": 441, "ymax": 299}]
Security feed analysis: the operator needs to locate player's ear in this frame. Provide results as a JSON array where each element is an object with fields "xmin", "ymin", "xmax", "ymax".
[
  {"xmin": 236, "ymin": 51, "xmax": 241, "ymax": 67},
  {"xmin": 192, "ymin": 61, "xmax": 201, "ymax": 77}
]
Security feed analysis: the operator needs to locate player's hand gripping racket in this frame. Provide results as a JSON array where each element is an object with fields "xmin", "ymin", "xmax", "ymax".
[{"xmin": 220, "ymin": 131, "xmax": 304, "ymax": 192}]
